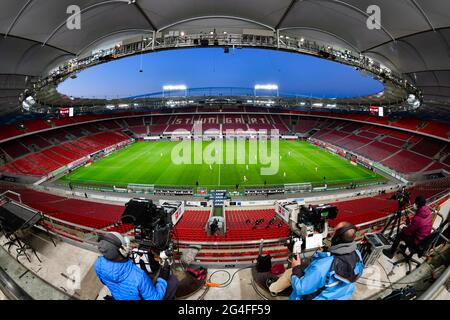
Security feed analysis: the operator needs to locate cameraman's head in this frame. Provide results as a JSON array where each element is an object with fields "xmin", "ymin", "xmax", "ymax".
[
  {"xmin": 98, "ymin": 232, "xmax": 131, "ymax": 262},
  {"xmin": 331, "ymin": 221, "xmax": 357, "ymax": 246},
  {"xmin": 413, "ymin": 195, "xmax": 427, "ymax": 211}
]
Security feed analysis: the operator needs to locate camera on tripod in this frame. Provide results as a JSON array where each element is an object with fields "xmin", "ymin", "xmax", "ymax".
[
  {"xmin": 120, "ymin": 198, "xmax": 176, "ymax": 253},
  {"xmin": 298, "ymin": 204, "xmax": 338, "ymax": 233},
  {"xmin": 392, "ymin": 186, "xmax": 411, "ymax": 210},
  {"xmin": 285, "ymin": 203, "xmax": 338, "ymax": 252}
]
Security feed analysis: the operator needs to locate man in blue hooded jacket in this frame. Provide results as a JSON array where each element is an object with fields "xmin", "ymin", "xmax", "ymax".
[
  {"xmin": 95, "ymin": 232, "xmax": 178, "ymax": 300},
  {"xmin": 269, "ymin": 221, "xmax": 364, "ymax": 300},
  {"xmin": 290, "ymin": 221, "xmax": 364, "ymax": 300}
]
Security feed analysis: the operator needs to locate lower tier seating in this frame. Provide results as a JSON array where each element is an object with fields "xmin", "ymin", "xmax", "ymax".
[{"xmin": 0, "ymin": 131, "xmax": 129, "ymax": 176}]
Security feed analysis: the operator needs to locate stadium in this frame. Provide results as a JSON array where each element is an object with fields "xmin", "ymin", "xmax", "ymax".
[{"xmin": 0, "ymin": 0, "xmax": 449, "ymax": 304}]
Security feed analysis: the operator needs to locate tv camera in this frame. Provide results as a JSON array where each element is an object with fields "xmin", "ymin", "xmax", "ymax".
[
  {"xmin": 120, "ymin": 198, "xmax": 178, "ymax": 268},
  {"xmin": 283, "ymin": 202, "xmax": 338, "ymax": 256},
  {"xmin": 383, "ymin": 186, "xmax": 411, "ymax": 239}
]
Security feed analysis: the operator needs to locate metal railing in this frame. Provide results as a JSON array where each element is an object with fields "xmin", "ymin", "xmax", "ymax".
[
  {"xmin": 29, "ymin": 30, "xmax": 419, "ymax": 111},
  {"xmin": 418, "ymin": 265, "xmax": 450, "ymax": 300}
]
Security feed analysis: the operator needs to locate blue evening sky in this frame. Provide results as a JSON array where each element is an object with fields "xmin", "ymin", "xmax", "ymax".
[{"xmin": 58, "ymin": 48, "xmax": 383, "ymax": 99}]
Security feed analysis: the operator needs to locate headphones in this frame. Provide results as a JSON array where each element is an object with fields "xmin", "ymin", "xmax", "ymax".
[
  {"xmin": 332, "ymin": 224, "xmax": 357, "ymax": 245},
  {"xmin": 99, "ymin": 232, "xmax": 131, "ymax": 258}
]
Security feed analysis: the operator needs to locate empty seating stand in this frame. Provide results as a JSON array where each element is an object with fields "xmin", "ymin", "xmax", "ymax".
[
  {"xmin": 0, "ymin": 140, "xmax": 29, "ymax": 159},
  {"xmin": 172, "ymin": 209, "xmax": 290, "ymax": 242},
  {"xmin": 19, "ymin": 135, "xmax": 52, "ymax": 149},
  {"xmin": 356, "ymin": 141, "xmax": 399, "ymax": 162},
  {"xmin": 0, "ymin": 130, "xmax": 129, "ymax": 176},
  {"xmin": 382, "ymin": 150, "xmax": 433, "ymax": 173},
  {"xmin": 410, "ymin": 138, "xmax": 445, "ymax": 158}
]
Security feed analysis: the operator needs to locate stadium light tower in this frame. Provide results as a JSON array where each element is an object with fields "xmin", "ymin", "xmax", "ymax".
[
  {"xmin": 254, "ymin": 84, "xmax": 279, "ymax": 97},
  {"xmin": 162, "ymin": 84, "xmax": 188, "ymax": 98}
]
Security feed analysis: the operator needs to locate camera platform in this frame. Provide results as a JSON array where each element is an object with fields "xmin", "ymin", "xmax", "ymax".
[
  {"xmin": 173, "ymin": 267, "xmax": 206, "ymax": 299},
  {"xmin": 251, "ymin": 267, "xmax": 292, "ymax": 298}
]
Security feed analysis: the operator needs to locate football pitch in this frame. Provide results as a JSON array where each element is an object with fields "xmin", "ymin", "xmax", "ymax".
[{"xmin": 60, "ymin": 140, "xmax": 385, "ymax": 188}]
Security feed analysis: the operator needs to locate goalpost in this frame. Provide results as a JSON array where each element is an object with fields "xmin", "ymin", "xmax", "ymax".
[
  {"xmin": 284, "ymin": 182, "xmax": 312, "ymax": 193},
  {"xmin": 127, "ymin": 183, "xmax": 155, "ymax": 193}
]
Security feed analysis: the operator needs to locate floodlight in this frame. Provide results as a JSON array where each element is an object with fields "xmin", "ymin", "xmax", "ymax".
[
  {"xmin": 162, "ymin": 85, "xmax": 188, "ymax": 98},
  {"xmin": 254, "ymin": 84, "xmax": 278, "ymax": 90},
  {"xmin": 163, "ymin": 85, "xmax": 187, "ymax": 91},
  {"xmin": 254, "ymin": 84, "xmax": 279, "ymax": 97}
]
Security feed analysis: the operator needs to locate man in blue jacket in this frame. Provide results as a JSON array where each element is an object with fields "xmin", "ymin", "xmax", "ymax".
[
  {"xmin": 290, "ymin": 221, "xmax": 364, "ymax": 300},
  {"xmin": 95, "ymin": 232, "xmax": 178, "ymax": 300},
  {"xmin": 274, "ymin": 221, "xmax": 364, "ymax": 300}
]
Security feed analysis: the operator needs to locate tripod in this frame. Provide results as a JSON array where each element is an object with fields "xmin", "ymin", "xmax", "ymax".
[{"xmin": 382, "ymin": 199, "xmax": 410, "ymax": 240}]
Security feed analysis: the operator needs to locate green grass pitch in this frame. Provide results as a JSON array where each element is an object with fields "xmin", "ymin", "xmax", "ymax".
[{"xmin": 60, "ymin": 140, "xmax": 384, "ymax": 188}]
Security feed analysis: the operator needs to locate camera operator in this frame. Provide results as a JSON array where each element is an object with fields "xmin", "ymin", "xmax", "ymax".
[
  {"xmin": 269, "ymin": 221, "xmax": 364, "ymax": 300},
  {"xmin": 95, "ymin": 232, "xmax": 179, "ymax": 300},
  {"xmin": 210, "ymin": 218, "xmax": 219, "ymax": 236},
  {"xmin": 383, "ymin": 195, "xmax": 432, "ymax": 259}
]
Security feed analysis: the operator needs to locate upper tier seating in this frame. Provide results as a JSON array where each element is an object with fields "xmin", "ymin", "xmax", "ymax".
[
  {"xmin": 222, "ymin": 115, "xmax": 247, "ymax": 132},
  {"xmin": 381, "ymin": 136, "xmax": 406, "ymax": 147},
  {"xmin": 358, "ymin": 130, "xmax": 379, "ymax": 139},
  {"xmin": 335, "ymin": 135, "xmax": 372, "ymax": 150},
  {"xmin": 130, "ymin": 126, "xmax": 148, "ymax": 135},
  {"xmin": 382, "ymin": 150, "xmax": 433, "ymax": 173},
  {"xmin": 0, "ymin": 140, "xmax": 29, "ymax": 159},
  {"xmin": 294, "ymin": 119, "xmax": 318, "ymax": 133},
  {"xmin": 270, "ymin": 115, "xmax": 290, "ymax": 133},
  {"xmin": 23, "ymin": 120, "xmax": 52, "ymax": 132},
  {"xmin": 97, "ymin": 120, "xmax": 122, "ymax": 130},
  {"xmin": 354, "ymin": 141, "xmax": 400, "ymax": 162},
  {"xmin": 64, "ymin": 126, "xmax": 88, "ymax": 138},
  {"xmin": 40, "ymin": 129, "xmax": 70, "ymax": 143},
  {"xmin": 166, "ymin": 116, "xmax": 194, "ymax": 132},
  {"xmin": 340, "ymin": 122, "xmax": 363, "ymax": 133},
  {"xmin": 410, "ymin": 138, "xmax": 445, "ymax": 158},
  {"xmin": 0, "ymin": 125, "xmax": 23, "ymax": 141},
  {"xmin": 123, "ymin": 117, "xmax": 144, "ymax": 127},
  {"xmin": 19, "ymin": 135, "xmax": 52, "ymax": 149},
  {"xmin": 317, "ymin": 130, "xmax": 350, "ymax": 144},
  {"xmin": 245, "ymin": 115, "xmax": 274, "ymax": 132}
]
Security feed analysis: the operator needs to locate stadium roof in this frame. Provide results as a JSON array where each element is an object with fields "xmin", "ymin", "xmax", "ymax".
[{"xmin": 1, "ymin": 0, "xmax": 450, "ymax": 116}]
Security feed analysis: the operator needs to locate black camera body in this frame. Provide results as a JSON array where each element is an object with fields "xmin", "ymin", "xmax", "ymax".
[
  {"xmin": 393, "ymin": 188, "xmax": 411, "ymax": 209},
  {"xmin": 121, "ymin": 198, "xmax": 175, "ymax": 252},
  {"xmin": 298, "ymin": 204, "xmax": 338, "ymax": 233}
]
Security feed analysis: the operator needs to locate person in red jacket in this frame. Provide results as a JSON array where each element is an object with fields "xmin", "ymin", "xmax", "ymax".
[{"xmin": 383, "ymin": 195, "xmax": 433, "ymax": 259}]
